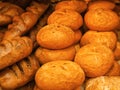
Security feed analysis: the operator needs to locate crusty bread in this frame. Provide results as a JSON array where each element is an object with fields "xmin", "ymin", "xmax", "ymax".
[
  {"xmin": 85, "ymin": 76, "xmax": 120, "ymax": 90},
  {"xmin": 84, "ymin": 8, "xmax": 120, "ymax": 31},
  {"xmin": 35, "ymin": 60, "xmax": 85, "ymax": 90},
  {"xmin": 88, "ymin": 0, "xmax": 116, "ymax": 10},
  {"xmin": 0, "ymin": 2, "xmax": 24, "ymax": 26},
  {"xmin": 0, "ymin": 54, "xmax": 39, "ymax": 89},
  {"xmin": 0, "ymin": 37, "xmax": 33, "ymax": 70},
  {"xmin": 80, "ymin": 31, "xmax": 117, "ymax": 50},
  {"xmin": 47, "ymin": 9, "xmax": 83, "ymax": 30},
  {"xmin": 36, "ymin": 23, "xmax": 75, "ymax": 49},
  {"xmin": 35, "ymin": 46, "xmax": 76, "ymax": 64},
  {"xmin": 75, "ymin": 43, "xmax": 114, "ymax": 77},
  {"xmin": 55, "ymin": 0, "xmax": 87, "ymax": 13}
]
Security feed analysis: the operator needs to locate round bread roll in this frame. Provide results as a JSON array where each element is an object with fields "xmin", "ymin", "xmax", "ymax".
[
  {"xmin": 36, "ymin": 24, "xmax": 75, "ymax": 49},
  {"xmin": 114, "ymin": 41, "xmax": 120, "ymax": 60},
  {"xmin": 35, "ymin": 46, "xmax": 76, "ymax": 64},
  {"xmin": 74, "ymin": 43, "xmax": 114, "ymax": 77},
  {"xmin": 47, "ymin": 9, "xmax": 83, "ymax": 30},
  {"xmin": 35, "ymin": 60, "xmax": 85, "ymax": 90},
  {"xmin": 88, "ymin": 0, "xmax": 116, "ymax": 10},
  {"xmin": 85, "ymin": 76, "xmax": 120, "ymax": 90},
  {"xmin": 55, "ymin": 0, "xmax": 87, "ymax": 13},
  {"xmin": 80, "ymin": 31, "xmax": 117, "ymax": 50},
  {"xmin": 84, "ymin": 8, "xmax": 120, "ymax": 31},
  {"xmin": 105, "ymin": 60, "xmax": 120, "ymax": 76}
]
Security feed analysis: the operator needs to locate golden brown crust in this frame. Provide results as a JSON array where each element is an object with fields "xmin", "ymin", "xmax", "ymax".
[
  {"xmin": 88, "ymin": 0, "xmax": 116, "ymax": 10},
  {"xmin": 85, "ymin": 76, "xmax": 120, "ymax": 90},
  {"xmin": 35, "ymin": 46, "xmax": 76, "ymax": 64},
  {"xmin": 36, "ymin": 23, "xmax": 75, "ymax": 49},
  {"xmin": 0, "ymin": 36, "xmax": 33, "ymax": 70},
  {"xmin": 84, "ymin": 8, "xmax": 120, "ymax": 31},
  {"xmin": 0, "ymin": 54, "xmax": 39, "ymax": 89},
  {"xmin": 55, "ymin": 0, "xmax": 87, "ymax": 13},
  {"xmin": 74, "ymin": 43, "xmax": 114, "ymax": 77},
  {"xmin": 35, "ymin": 60, "xmax": 85, "ymax": 90},
  {"xmin": 0, "ymin": 2, "xmax": 24, "ymax": 26},
  {"xmin": 3, "ymin": 1, "xmax": 49, "ymax": 40},
  {"xmin": 47, "ymin": 9, "xmax": 83, "ymax": 30},
  {"xmin": 80, "ymin": 31, "xmax": 117, "ymax": 50}
]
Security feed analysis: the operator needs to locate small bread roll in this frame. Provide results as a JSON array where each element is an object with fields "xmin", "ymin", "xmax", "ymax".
[
  {"xmin": 47, "ymin": 9, "xmax": 83, "ymax": 30},
  {"xmin": 80, "ymin": 31, "xmax": 117, "ymax": 50},
  {"xmin": 85, "ymin": 76, "xmax": 120, "ymax": 90},
  {"xmin": 75, "ymin": 43, "xmax": 114, "ymax": 77},
  {"xmin": 88, "ymin": 0, "xmax": 116, "ymax": 10},
  {"xmin": 35, "ymin": 60, "xmax": 85, "ymax": 90},
  {"xmin": 84, "ymin": 8, "xmax": 120, "ymax": 31},
  {"xmin": 35, "ymin": 46, "xmax": 76, "ymax": 64},
  {"xmin": 55, "ymin": 0, "xmax": 87, "ymax": 13},
  {"xmin": 36, "ymin": 23, "xmax": 75, "ymax": 49}
]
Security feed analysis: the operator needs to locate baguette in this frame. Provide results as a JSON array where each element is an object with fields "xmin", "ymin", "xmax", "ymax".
[
  {"xmin": 0, "ymin": 36, "xmax": 33, "ymax": 70},
  {"xmin": 0, "ymin": 2, "xmax": 24, "ymax": 26},
  {"xmin": 3, "ymin": 1, "xmax": 49, "ymax": 40},
  {"xmin": 0, "ymin": 54, "xmax": 39, "ymax": 90}
]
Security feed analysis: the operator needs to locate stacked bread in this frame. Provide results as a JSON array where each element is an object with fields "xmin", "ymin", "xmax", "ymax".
[
  {"xmin": 34, "ymin": 0, "xmax": 120, "ymax": 90},
  {"xmin": 35, "ymin": 1, "xmax": 88, "ymax": 90},
  {"xmin": 78, "ymin": 0, "xmax": 120, "ymax": 90},
  {"xmin": 0, "ymin": 0, "xmax": 120, "ymax": 90}
]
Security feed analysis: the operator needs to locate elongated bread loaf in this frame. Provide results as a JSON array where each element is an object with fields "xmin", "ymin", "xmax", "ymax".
[
  {"xmin": 0, "ymin": 36, "xmax": 33, "ymax": 70},
  {"xmin": 0, "ymin": 54, "xmax": 40, "ymax": 89}
]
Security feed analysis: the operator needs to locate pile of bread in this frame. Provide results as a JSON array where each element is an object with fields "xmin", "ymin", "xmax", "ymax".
[{"xmin": 0, "ymin": 0, "xmax": 120, "ymax": 90}]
